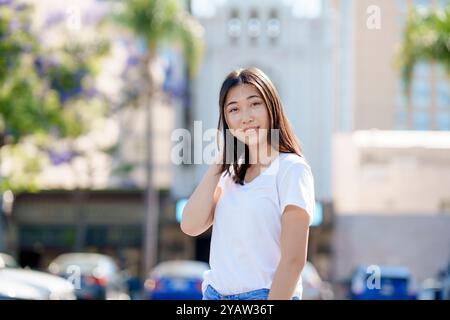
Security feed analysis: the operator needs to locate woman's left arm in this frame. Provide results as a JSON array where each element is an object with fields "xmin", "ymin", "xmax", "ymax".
[{"xmin": 268, "ymin": 204, "xmax": 311, "ymax": 300}]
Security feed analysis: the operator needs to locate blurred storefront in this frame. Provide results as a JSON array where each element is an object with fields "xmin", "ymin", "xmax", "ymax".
[
  {"xmin": 6, "ymin": 191, "xmax": 141, "ymax": 275},
  {"xmin": 7, "ymin": 189, "xmax": 196, "ymax": 276}
]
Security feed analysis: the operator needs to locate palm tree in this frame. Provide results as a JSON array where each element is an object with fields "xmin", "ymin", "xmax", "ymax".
[
  {"xmin": 115, "ymin": 0, "xmax": 204, "ymax": 274},
  {"xmin": 397, "ymin": 5, "xmax": 450, "ymax": 127}
]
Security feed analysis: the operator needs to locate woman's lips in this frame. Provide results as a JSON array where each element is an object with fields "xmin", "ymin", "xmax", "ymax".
[{"xmin": 243, "ymin": 126, "xmax": 259, "ymax": 133}]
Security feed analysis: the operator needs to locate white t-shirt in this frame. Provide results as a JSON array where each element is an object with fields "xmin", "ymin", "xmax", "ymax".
[{"xmin": 202, "ymin": 152, "xmax": 315, "ymax": 298}]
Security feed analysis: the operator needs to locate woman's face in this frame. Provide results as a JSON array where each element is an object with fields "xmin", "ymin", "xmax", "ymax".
[{"xmin": 224, "ymin": 84, "xmax": 270, "ymax": 147}]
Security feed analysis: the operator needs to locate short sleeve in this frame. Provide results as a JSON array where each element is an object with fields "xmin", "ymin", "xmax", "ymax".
[{"xmin": 278, "ymin": 162, "xmax": 315, "ymax": 224}]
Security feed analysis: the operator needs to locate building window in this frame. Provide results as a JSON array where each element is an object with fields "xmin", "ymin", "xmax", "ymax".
[
  {"xmin": 227, "ymin": 9, "xmax": 241, "ymax": 44},
  {"xmin": 415, "ymin": 62, "xmax": 431, "ymax": 78},
  {"xmin": 247, "ymin": 9, "xmax": 261, "ymax": 45},
  {"xmin": 437, "ymin": 112, "xmax": 450, "ymax": 131},
  {"xmin": 395, "ymin": 80, "xmax": 408, "ymax": 129},
  {"xmin": 413, "ymin": 111, "xmax": 429, "ymax": 130},
  {"xmin": 395, "ymin": 110, "xmax": 408, "ymax": 130},
  {"xmin": 267, "ymin": 9, "xmax": 280, "ymax": 44},
  {"xmin": 412, "ymin": 79, "xmax": 431, "ymax": 109},
  {"xmin": 395, "ymin": 84, "xmax": 407, "ymax": 109},
  {"xmin": 395, "ymin": 1, "xmax": 445, "ymax": 131},
  {"xmin": 437, "ymin": 81, "xmax": 450, "ymax": 109}
]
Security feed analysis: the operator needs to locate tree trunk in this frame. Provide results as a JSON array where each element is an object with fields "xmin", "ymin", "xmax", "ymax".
[
  {"xmin": 142, "ymin": 48, "xmax": 161, "ymax": 276},
  {"xmin": 0, "ymin": 133, "xmax": 5, "ymax": 149}
]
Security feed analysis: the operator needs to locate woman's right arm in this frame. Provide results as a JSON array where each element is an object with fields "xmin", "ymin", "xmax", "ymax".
[{"xmin": 180, "ymin": 163, "xmax": 223, "ymax": 237}]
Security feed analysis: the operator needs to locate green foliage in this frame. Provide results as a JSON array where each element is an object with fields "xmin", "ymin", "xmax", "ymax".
[
  {"xmin": 0, "ymin": 141, "xmax": 47, "ymax": 192},
  {"xmin": 0, "ymin": 2, "xmax": 110, "ymax": 146},
  {"xmin": 114, "ymin": 0, "xmax": 204, "ymax": 77},
  {"xmin": 397, "ymin": 5, "xmax": 450, "ymax": 91},
  {"xmin": 0, "ymin": 2, "xmax": 111, "ymax": 192}
]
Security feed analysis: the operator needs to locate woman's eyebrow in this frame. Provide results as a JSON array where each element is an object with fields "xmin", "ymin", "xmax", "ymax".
[
  {"xmin": 225, "ymin": 95, "xmax": 261, "ymax": 108},
  {"xmin": 225, "ymin": 100, "xmax": 237, "ymax": 108}
]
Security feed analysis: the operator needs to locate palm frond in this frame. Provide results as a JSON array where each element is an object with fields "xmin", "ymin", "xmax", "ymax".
[
  {"xmin": 113, "ymin": 0, "xmax": 204, "ymax": 76},
  {"xmin": 397, "ymin": 5, "xmax": 450, "ymax": 91}
]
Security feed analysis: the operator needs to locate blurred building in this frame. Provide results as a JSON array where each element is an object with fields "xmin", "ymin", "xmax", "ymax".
[
  {"xmin": 328, "ymin": 0, "xmax": 450, "ymax": 294},
  {"xmin": 8, "ymin": 191, "xmax": 144, "ymax": 272},
  {"xmin": 330, "ymin": 0, "xmax": 449, "ymax": 132},
  {"xmin": 333, "ymin": 131, "xmax": 450, "ymax": 287}
]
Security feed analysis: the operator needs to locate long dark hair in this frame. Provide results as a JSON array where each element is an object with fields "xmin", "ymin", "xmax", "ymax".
[{"xmin": 217, "ymin": 67, "xmax": 303, "ymax": 185}]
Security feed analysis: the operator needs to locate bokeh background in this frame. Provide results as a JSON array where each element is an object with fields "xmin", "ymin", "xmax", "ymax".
[{"xmin": 0, "ymin": 0, "xmax": 449, "ymax": 300}]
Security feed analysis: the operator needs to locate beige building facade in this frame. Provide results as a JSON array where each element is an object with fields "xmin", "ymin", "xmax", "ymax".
[
  {"xmin": 330, "ymin": 0, "xmax": 449, "ymax": 132},
  {"xmin": 329, "ymin": 0, "xmax": 450, "ymax": 290},
  {"xmin": 332, "ymin": 130, "xmax": 450, "ymax": 284}
]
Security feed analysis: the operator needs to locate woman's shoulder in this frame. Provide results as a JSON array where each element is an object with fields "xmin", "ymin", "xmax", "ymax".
[
  {"xmin": 278, "ymin": 152, "xmax": 312, "ymax": 177},
  {"xmin": 279, "ymin": 152, "xmax": 310, "ymax": 168}
]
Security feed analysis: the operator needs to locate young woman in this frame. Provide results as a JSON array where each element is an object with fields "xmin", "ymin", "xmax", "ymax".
[{"xmin": 181, "ymin": 67, "xmax": 315, "ymax": 300}]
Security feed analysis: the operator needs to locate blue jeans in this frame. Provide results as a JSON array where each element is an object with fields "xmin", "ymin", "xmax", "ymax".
[{"xmin": 202, "ymin": 285, "xmax": 300, "ymax": 300}]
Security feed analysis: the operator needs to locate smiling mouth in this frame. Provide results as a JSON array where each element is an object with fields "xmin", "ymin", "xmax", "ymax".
[{"xmin": 243, "ymin": 126, "xmax": 259, "ymax": 133}]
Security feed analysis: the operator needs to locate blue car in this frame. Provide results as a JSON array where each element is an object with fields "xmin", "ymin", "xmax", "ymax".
[
  {"xmin": 350, "ymin": 265, "xmax": 417, "ymax": 300},
  {"xmin": 144, "ymin": 260, "xmax": 209, "ymax": 300}
]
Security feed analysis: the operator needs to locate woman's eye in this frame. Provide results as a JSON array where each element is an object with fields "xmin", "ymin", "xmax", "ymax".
[
  {"xmin": 251, "ymin": 102, "xmax": 261, "ymax": 107},
  {"xmin": 229, "ymin": 108, "xmax": 238, "ymax": 113}
]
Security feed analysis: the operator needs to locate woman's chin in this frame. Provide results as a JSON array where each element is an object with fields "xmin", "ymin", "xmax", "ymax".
[
  {"xmin": 234, "ymin": 133, "xmax": 266, "ymax": 147},
  {"xmin": 243, "ymin": 138, "xmax": 262, "ymax": 147}
]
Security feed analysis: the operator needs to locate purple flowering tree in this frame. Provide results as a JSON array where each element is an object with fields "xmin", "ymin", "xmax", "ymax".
[{"xmin": 0, "ymin": 0, "xmax": 111, "ymax": 192}]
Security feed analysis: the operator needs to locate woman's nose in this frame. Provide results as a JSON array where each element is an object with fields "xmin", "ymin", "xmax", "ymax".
[{"xmin": 241, "ymin": 108, "xmax": 254, "ymax": 125}]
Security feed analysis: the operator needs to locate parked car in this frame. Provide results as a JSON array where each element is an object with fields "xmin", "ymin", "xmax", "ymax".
[
  {"xmin": 301, "ymin": 262, "xmax": 334, "ymax": 300},
  {"xmin": 0, "ymin": 268, "xmax": 76, "ymax": 300},
  {"xmin": 422, "ymin": 261, "xmax": 450, "ymax": 300},
  {"xmin": 439, "ymin": 267, "xmax": 450, "ymax": 300},
  {"xmin": 350, "ymin": 265, "xmax": 416, "ymax": 300},
  {"xmin": 0, "ymin": 253, "xmax": 19, "ymax": 269},
  {"xmin": 144, "ymin": 260, "xmax": 209, "ymax": 300},
  {"xmin": 0, "ymin": 276, "xmax": 48, "ymax": 300},
  {"xmin": 418, "ymin": 278, "xmax": 443, "ymax": 300},
  {"xmin": 0, "ymin": 252, "xmax": 76, "ymax": 300},
  {"xmin": 48, "ymin": 252, "xmax": 130, "ymax": 300}
]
